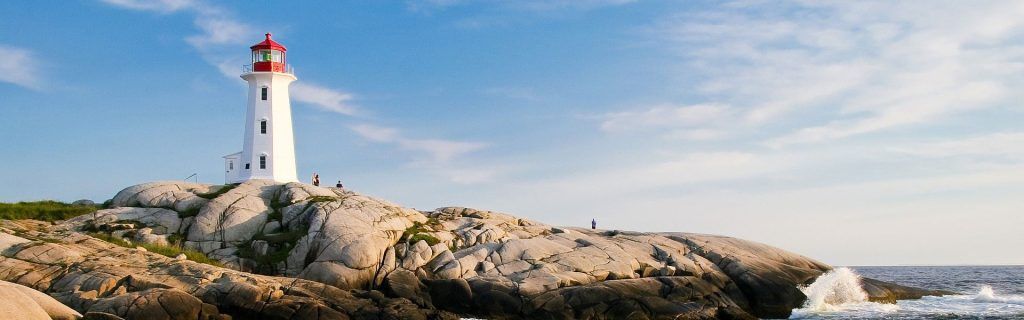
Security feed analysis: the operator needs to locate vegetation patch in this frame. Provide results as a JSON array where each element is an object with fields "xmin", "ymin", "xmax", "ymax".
[
  {"xmin": 197, "ymin": 184, "xmax": 239, "ymax": 200},
  {"xmin": 402, "ymin": 221, "xmax": 440, "ymax": 245},
  {"xmin": 306, "ymin": 195, "xmax": 337, "ymax": 203},
  {"xmin": 267, "ymin": 197, "xmax": 287, "ymax": 221},
  {"xmin": 87, "ymin": 232, "xmax": 223, "ymax": 267},
  {"xmin": 177, "ymin": 207, "xmax": 201, "ymax": 218},
  {"xmin": 236, "ymin": 227, "xmax": 307, "ymax": 275},
  {"xmin": 0, "ymin": 201, "xmax": 100, "ymax": 221},
  {"xmin": 167, "ymin": 233, "xmax": 184, "ymax": 245},
  {"xmin": 409, "ymin": 233, "xmax": 440, "ymax": 246},
  {"xmin": 87, "ymin": 232, "xmax": 132, "ymax": 247}
]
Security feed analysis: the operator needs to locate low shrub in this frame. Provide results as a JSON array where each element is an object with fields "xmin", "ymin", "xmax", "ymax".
[
  {"xmin": 197, "ymin": 184, "xmax": 239, "ymax": 200},
  {"xmin": 88, "ymin": 232, "xmax": 223, "ymax": 267},
  {"xmin": 408, "ymin": 233, "xmax": 440, "ymax": 246},
  {"xmin": 306, "ymin": 196, "xmax": 337, "ymax": 203},
  {"xmin": 0, "ymin": 201, "xmax": 99, "ymax": 221}
]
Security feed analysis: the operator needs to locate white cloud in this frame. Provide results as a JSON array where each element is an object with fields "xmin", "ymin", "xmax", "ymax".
[
  {"xmin": 399, "ymin": 138, "xmax": 487, "ymax": 163},
  {"xmin": 349, "ymin": 124, "xmax": 492, "ymax": 183},
  {"xmin": 601, "ymin": 103, "xmax": 732, "ymax": 131},
  {"xmin": 483, "ymin": 86, "xmax": 539, "ymax": 101},
  {"xmin": 291, "ymin": 83, "xmax": 358, "ymax": 116},
  {"xmin": 350, "ymin": 124, "xmax": 401, "ymax": 143},
  {"xmin": 654, "ymin": 1, "xmax": 1024, "ymax": 146},
  {"xmin": 350, "ymin": 124, "xmax": 486, "ymax": 162},
  {"xmin": 100, "ymin": 0, "xmax": 194, "ymax": 12},
  {"xmin": 0, "ymin": 45, "xmax": 42, "ymax": 90},
  {"xmin": 888, "ymin": 132, "xmax": 1024, "ymax": 159},
  {"xmin": 408, "ymin": 0, "xmax": 635, "ymax": 12}
]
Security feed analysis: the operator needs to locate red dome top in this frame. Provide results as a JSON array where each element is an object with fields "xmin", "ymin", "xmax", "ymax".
[{"xmin": 250, "ymin": 33, "xmax": 286, "ymax": 52}]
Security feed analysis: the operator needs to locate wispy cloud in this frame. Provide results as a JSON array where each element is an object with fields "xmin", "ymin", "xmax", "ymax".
[
  {"xmin": 483, "ymin": 86, "xmax": 540, "ymax": 101},
  {"xmin": 0, "ymin": 45, "xmax": 43, "ymax": 90},
  {"xmin": 408, "ymin": 0, "xmax": 636, "ymax": 12},
  {"xmin": 349, "ymin": 124, "xmax": 493, "ymax": 183},
  {"xmin": 291, "ymin": 83, "xmax": 357, "ymax": 116},
  {"xmin": 888, "ymin": 132, "xmax": 1024, "ymax": 160},
  {"xmin": 650, "ymin": 1, "xmax": 1024, "ymax": 147},
  {"xmin": 100, "ymin": 0, "xmax": 194, "ymax": 12},
  {"xmin": 101, "ymin": 0, "xmax": 360, "ymax": 116},
  {"xmin": 350, "ymin": 124, "xmax": 487, "ymax": 162},
  {"xmin": 600, "ymin": 104, "xmax": 734, "ymax": 140}
]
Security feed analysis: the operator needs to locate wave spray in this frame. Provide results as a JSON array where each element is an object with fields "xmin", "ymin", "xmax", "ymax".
[{"xmin": 799, "ymin": 267, "xmax": 869, "ymax": 311}]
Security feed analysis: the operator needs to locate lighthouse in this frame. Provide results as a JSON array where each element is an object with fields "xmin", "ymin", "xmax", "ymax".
[{"xmin": 224, "ymin": 33, "xmax": 298, "ymax": 183}]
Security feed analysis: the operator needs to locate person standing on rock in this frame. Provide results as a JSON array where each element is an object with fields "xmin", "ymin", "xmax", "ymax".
[{"xmin": 591, "ymin": 218, "xmax": 597, "ymax": 229}]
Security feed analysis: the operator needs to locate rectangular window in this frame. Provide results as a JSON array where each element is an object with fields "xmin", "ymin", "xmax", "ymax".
[
  {"xmin": 245, "ymin": 163, "xmax": 250, "ymax": 170},
  {"xmin": 261, "ymin": 87, "xmax": 268, "ymax": 100},
  {"xmin": 259, "ymin": 156, "xmax": 267, "ymax": 169},
  {"xmin": 260, "ymin": 120, "xmax": 267, "ymax": 134},
  {"xmin": 229, "ymin": 161, "xmax": 233, "ymax": 170}
]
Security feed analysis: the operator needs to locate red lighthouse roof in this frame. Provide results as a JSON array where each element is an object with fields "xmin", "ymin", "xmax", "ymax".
[{"xmin": 250, "ymin": 33, "xmax": 287, "ymax": 52}]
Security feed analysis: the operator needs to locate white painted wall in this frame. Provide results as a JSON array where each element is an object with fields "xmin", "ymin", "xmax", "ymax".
[
  {"xmin": 223, "ymin": 152, "xmax": 241, "ymax": 184},
  {"xmin": 229, "ymin": 71, "xmax": 299, "ymax": 183}
]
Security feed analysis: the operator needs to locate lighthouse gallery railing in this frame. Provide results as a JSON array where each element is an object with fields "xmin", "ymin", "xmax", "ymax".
[{"xmin": 242, "ymin": 64, "xmax": 295, "ymax": 75}]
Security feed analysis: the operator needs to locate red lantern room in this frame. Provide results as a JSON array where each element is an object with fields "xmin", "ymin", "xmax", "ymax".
[{"xmin": 249, "ymin": 33, "xmax": 288, "ymax": 73}]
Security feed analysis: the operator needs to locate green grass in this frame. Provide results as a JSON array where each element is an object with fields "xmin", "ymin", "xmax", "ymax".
[
  {"xmin": 402, "ymin": 221, "xmax": 440, "ymax": 245},
  {"xmin": 197, "ymin": 184, "xmax": 239, "ymax": 200},
  {"xmin": 235, "ymin": 227, "xmax": 307, "ymax": 275},
  {"xmin": 0, "ymin": 201, "xmax": 100, "ymax": 221},
  {"xmin": 88, "ymin": 232, "xmax": 132, "ymax": 247},
  {"xmin": 408, "ymin": 233, "xmax": 440, "ymax": 246},
  {"xmin": 88, "ymin": 232, "xmax": 224, "ymax": 267},
  {"xmin": 306, "ymin": 195, "xmax": 337, "ymax": 203}
]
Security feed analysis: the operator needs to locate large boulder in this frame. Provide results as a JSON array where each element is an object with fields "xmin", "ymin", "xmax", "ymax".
[{"xmin": 0, "ymin": 280, "xmax": 82, "ymax": 320}]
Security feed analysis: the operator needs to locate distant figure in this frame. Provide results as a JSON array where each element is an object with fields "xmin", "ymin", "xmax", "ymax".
[
  {"xmin": 591, "ymin": 219, "xmax": 597, "ymax": 230},
  {"xmin": 312, "ymin": 173, "xmax": 320, "ymax": 186},
  {"xmin": 336, "ymin": 180, "xmax": 343, "ymax": 188}
]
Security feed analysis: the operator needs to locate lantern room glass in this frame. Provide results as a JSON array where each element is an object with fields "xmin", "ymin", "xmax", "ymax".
[{"xmin": 252, "ymin": 50, "xmax": 285, "ymax": 63}]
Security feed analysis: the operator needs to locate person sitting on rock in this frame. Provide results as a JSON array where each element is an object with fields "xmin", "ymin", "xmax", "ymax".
[
  {"xmin": 312, "ymin": 173, "xmax": 320, "ymax": 186},
  {"xmin": 336, "ymin": 180, "xmax": 343, "ymax": 188}
]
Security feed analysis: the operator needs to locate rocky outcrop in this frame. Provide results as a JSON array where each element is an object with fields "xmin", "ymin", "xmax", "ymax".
[
  {"xmin": 38, "ymin": 180, "xmax": 948, "ymax": 319},
  {"xmin": 0, "ymin": 220, "xmax": 456, "ymax": 320}
]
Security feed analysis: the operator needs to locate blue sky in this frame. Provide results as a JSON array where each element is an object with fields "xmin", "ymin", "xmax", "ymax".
[{"xmin": 1, "ymin": 0, "xmax": 1023, "ymax": 266}]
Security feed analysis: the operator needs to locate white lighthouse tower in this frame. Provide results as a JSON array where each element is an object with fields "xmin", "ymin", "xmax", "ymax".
[{"xmin": 224, "ymin": 33, "xmax": 298, "ymax": 183}]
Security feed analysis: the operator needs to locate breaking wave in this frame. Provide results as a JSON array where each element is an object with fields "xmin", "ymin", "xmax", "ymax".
[
  {"xmin": 790, "ymin": 268, "xmax": 1024, "ymax": 319},
  {"xmin": 790, "ymin": 267, "xmax": 898, "ymax": 318},
  {"xmin": 973, "ymin": 285, "xmax": 1024, "ymax": 305}
]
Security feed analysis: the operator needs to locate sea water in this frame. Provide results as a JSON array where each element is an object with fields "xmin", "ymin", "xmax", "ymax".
[{"xmin": 790, "ymin": 265, "xmax": 1024, "ymax": 319}]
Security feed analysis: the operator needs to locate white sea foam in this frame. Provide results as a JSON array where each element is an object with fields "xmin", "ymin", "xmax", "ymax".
[
  {"xmin": 790, "ymin": 267, "xmax": 899, "ymax": 318},
  {"xmin": 972, "ymin": 285, "xmax": 1024, "ymax": 305},
  {"xmin": 790, "ymin": 269, "xmax": 1024, "ymax": 319}
]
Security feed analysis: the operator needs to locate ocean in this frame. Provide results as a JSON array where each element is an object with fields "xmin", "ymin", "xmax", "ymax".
[{"xmin": 790, "ymin": 265, "xmax": 1024, "ymax": 319}]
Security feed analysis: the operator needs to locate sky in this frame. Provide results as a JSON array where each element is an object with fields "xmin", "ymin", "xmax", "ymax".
[{"xmin": 1, "ymin": 0, "xmax": 1022, "ymax": 266}]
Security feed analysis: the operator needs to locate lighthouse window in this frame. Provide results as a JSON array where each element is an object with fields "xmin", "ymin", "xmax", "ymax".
[
  {"xmin": 260, "ymin": 120, "xmax": 267, "ymax": 134},
  {"xmin": 259, "ymin": 155, "xmax": 267, "ymax": 169},
  {"xmin": 245, "ymin": 163, "xmax": 250, "ymax": 170},
  {"xmin": 261, "ymin": 87, "xmax": 267, "ymax": 100},
  {"xmin": 229, "ymin": 161, "xmax": 234, "ymax": 170}
]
